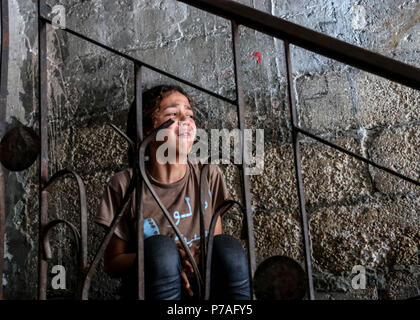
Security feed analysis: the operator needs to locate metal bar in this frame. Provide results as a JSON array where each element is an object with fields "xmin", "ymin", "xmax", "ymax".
[
  {"xmin": 38, "ymin": 15, "xmax": 237, "ymax": 106},
  {"xmin": 0, "ymin": 0, "xmax": 8, "ymax": 137},
  {"xmin": 284, "ymin": 40, "xmax": 315, "ymax": 300},
  {"xmin": 231, "ymin": 20, "xmax": 256, "ymax": 299},
  {"xmin": 177, "ymin": 0, "xmax": 420, "ymax": 91},
  {"xmin": 138, "ymin": 119, "xmax": 204, "ymax": 299},
  {"xmin": 37, "ymin": 0, "xmax": 48, "ymax": 300},
  {"xmin": 41, "ymin": 218, "xmax": 81, "ymax": 299},
  {"xmin": 0, "ymin": 165, "xmax": 4, "ymax": 301},
  {"xmin": 42, "ymin": 219, "xmax": 81, "ymax": 262},
  {"xmin": 296, "ymin": 126, "xmax": 420, "ymax": 186},
  {"xmin": 134, "ymin": 63, "xmax": 145, "ymax": 300},
  {"xmin": 78, "ymin": 180, "xmax": 88, "ymax": 297},
  {"xmin": 31, "ymin": 0, "xmax": 419, "ymax": 302},
  {"xmin": 81, "ymin": 174, "xmax": 137, "ymax": 300},
  {"xmin": 41, "ymin": 169, "xmax": 89, "ymax": 298},
  {"xmin": 80, "ymin": 119, "xmax": 138, "ymax": 299},
  {"xmin": 199, "ymin": 164, "xmax": 209, "ymax": 297},
  {"xmin": 0, "ymin": 0, "xmax": 9, "ymax": 301},
  {"xmin": 205, "ymin": 199, "xmax": 244, "ymax": 300}
]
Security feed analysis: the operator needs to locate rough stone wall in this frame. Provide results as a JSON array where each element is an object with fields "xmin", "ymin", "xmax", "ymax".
[{"xmin": 2, "ymin": 0, "xmax": 419, "ymax": 299}]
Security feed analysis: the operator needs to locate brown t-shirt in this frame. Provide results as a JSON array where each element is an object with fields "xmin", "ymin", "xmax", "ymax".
[{"xmin": 95, "ymin": 160, "xmax": 233, "ymax": 251}]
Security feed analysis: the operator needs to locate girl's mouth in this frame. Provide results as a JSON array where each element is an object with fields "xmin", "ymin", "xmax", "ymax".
[{"xmin": 178, "ymin": 131, "xmax": 191, "ymax": 137}]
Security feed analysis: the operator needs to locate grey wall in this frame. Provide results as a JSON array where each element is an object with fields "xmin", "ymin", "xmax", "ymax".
[{"xmin": 2, "ymin": 0, "xmax": 419, "ymax": 299}]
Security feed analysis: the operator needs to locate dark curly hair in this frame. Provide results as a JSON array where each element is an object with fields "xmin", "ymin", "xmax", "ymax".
[{"xmin": 126, "ymin": 84, "xmax": 194, "ymax": 167}]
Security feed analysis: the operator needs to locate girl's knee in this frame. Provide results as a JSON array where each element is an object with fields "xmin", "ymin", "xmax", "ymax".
[
  {"xmin": 212, "ymin": 234, "xmax": 248, "ymax": 275},
  {"xmin": 144, "ymin": 235, "xmax": 180, "ymax": 273},
  {"xmin": 213, "ymin": 234, "xmax": 245, "ymax": 255},
  {"xmin": 145, "ymin": 234, "xmax": 177, "ymax": 251}
]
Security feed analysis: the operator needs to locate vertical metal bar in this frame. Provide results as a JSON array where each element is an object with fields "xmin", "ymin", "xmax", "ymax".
[
  {"xmin": 0, "ymin": 0, "xmax": 8, "ymax": 135},
  {"xmin": 0, "ymin": 0, "xmax": 9, "ymax": 301},
  {"xmin": 0, "ymin": 166, "xmax": 4, "ymax": 300},
  {"xmin": 78, "ymin": 175, "xmax": 88, "ymax": 299},
  {"xmin": 38, "ymin": 0, "xmax": 49, "ymax": 300},
  {"xmin": 284, "ymin": 40, "xmax": 315, "ymax": 300},
  {"xmin": 231, "ymin": 20, "xmax": 256, "ymax": 299},
  {"xmin": 134, "ymin": 63, "xmax": 145, "ymax": 300},
  {"xmin": 199, "ymin": 165, "xmax": 209, "ymax": 298}
]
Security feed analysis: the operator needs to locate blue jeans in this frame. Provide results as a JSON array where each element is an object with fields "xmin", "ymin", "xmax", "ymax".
[{"xmin": 120, "ymin": 234, "xmax": 251, "ymax": 300}]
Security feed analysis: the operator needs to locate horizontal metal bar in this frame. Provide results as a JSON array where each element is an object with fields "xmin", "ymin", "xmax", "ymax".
[
  {"xmin": 38, "ymin": 16, "xmax": 237, "ymax": 106},
  {"xmin": 177, "ymin": 0, "xmax": 420, "ymax": 91},
  {"xmin": 296, "ymin": 126, "xmax": 420, "ymax": 187}
]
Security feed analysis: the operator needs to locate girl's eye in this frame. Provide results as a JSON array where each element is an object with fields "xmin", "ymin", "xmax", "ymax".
[
  {"xmin": 187, "ymin": 114, "xmax": 194, "ymax": 119},
  {"xmin": 167, "ymin": 113, "xmax": 176, "ymax": 117}
]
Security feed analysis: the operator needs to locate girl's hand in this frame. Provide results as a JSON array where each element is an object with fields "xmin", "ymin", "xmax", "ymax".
[{"xmin": 177, "ymin": 244, "xmax": 199, "ymax": 297}]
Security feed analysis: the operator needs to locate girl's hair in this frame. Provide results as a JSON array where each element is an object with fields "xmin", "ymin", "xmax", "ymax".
[{"xmin": 126, "ymin": 84, "xmax": 194, "ymax": 167}]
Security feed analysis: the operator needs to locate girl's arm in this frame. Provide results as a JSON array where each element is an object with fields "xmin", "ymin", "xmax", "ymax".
[{"xmin": 104, "ymin": 234, "xmax": 136, "ymax": 277}]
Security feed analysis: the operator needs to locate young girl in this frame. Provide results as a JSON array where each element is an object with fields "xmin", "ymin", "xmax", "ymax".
[{"xmin": 95, "ymin": 85, "xmax": 250, "ymax": 300}]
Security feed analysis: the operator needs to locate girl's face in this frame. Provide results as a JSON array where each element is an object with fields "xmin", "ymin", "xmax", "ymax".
[{"xmin": 150, "ymin": 91, "xmax": 197, "ymax": 163}]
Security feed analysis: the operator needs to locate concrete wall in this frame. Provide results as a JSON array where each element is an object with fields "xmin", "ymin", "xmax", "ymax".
[{"xmin": 2, "ymin": 0, "xmax": 419, "ymax": 299}]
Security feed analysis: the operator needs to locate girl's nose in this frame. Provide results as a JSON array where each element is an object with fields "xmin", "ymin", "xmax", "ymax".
[{"xmin": 178, "ymin": 112, "xmax": 187, "ymax": 122}]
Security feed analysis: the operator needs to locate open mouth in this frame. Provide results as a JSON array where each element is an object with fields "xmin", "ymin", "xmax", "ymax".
[{"xmin": 178, "ymin": 131, "xmax": 191, "ymax": 137}]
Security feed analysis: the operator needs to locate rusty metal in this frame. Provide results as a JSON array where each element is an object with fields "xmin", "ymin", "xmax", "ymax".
[
  {"xmin": 109, "ymin": 124, "xmax": 135, "ymax": 150},
  {"xmin": 284, "ymin": 41, "xmax": 315, "ymax": 300},
  {"xmin": 199, "ymin": 162, "xmax": 209, "ymax": 286},
  {"xmin": 42, "ymin": 170, "xmax": 89, "ymax": 269},
  {"xmin": 79, "ymin": 124, "xmax": 137, "ymax": 299},
  {"xmin": 81, "ymin": 170, "xmax": 137, "ymax": 300},
  {"xmin": 205, "ymin": 199, "xmax": 245, "ymax": 300},
  {"xmin": 231, "ymin": 20, "xmax": 256, "ymax": 299},
  {"xmin": 42, "ymin": 219, "xmax": 81, "ymax": 299},
  {"xmin": 134, "ymin": 63, "xmax": 145, "ymax": 300},
  {"xmin": 0, "ymin": 0, "xmax": 9, "ymax": 301},
  {"xmin": 37, "ymin": 0, "xmax": 48, "ymax": 300},
  {"xmin": 0, "ymin": 0, "xmax": 8, "ymax": 138},
  {"xmin": 42, "ymin": 220, "xmax": 80, "ymax": 262},
  {"xmin": 36, "ymin": 169, "xmax": 88, "ymax": 299},
  {"xmin": 178, "ymin": 0, "xmax": 420, "ymax": 91},
  {"xmin": 296, "ymin": 127, "xmax": 420, "ymax": 186},
  {"xmin": 137, "ymin": 118, "xmax": 204, "ymax": 299},
  {"xmin": 38, "ymin": 16, "xmax": 236, "ymax": 107},
  {"xmin": 199, "ymin": 160, "xmax": 235, "ymax": 299},
  {"xmin": 31, "ymin": 0, "xmax": 420, "ymax": 301},
  {"xmin": 0, "ymin": 126, "xmax": 40, "ymax": 171},
  {"xmin": 253, "ymin": 255, "xmax": 307, "ymax": 300},
  {"xmin": 0, "ymin": 165, "xmax": 5, "ymax": 301}
]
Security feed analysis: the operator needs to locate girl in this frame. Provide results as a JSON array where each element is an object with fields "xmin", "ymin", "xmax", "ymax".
[{"xmin": 95, "ymin": 85, "xmax": 250, "ymax": 300}]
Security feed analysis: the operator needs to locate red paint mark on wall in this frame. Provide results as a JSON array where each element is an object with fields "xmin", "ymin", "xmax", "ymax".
[
  {"xmin": 212, "ymin": 69, "xmax": 233, "ymax": 80},
  {"xmin": 220, "ymin": 69, "xmax": 233, "ymax": 77},
  {"xmin": 252, "ymin": 51, "xmax": 261, "ymax": 63},
  {"xmin": 213, "ymin": 51, "xmax": 261, "ymax": 79}
]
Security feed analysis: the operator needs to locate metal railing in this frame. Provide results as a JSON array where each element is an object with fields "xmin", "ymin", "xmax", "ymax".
[
  {"xmin": 0, "ymin": 0, "xmax": 419, "ymax": 300},
  {"xmin": 0, "ymin": 0, "xmax": 9, "ymax": 301}
]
